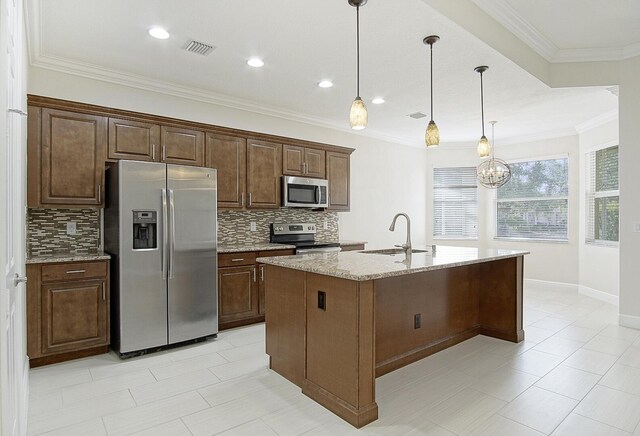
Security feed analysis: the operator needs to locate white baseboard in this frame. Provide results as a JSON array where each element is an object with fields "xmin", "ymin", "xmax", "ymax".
[
  {"xmin": 578, "ymin": 285, "xmax": 619, "ymax": 306},
  {"xmin": 524, "ymin": 279, "xmax": 578, "ymax": 293},
  {"xmin": 525, "ymin": 279, "xmax": 620, "ymax": 306},
  {"xmin": 619, "ymin": 314, "xmax": 640, "ymax": 330}
]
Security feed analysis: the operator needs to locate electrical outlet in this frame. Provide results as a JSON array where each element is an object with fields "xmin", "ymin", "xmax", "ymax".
[
  {"xmin": 635, "ymin": 222, "xmax": 640, "ymax": 233},
  {"xmin": 250, "ymin": 222, "xmax": 257, "ymax": 232},
  {"xmin": 414, "ymin": 313, "xmax": 421, "ymax": 329},
  {"xmin": 66, "ymin": 221, "xmax": 77, "ymax": 235},
  {"xmin": 323, "ymin": 219, "xmax": 328, "ymax": 230}
]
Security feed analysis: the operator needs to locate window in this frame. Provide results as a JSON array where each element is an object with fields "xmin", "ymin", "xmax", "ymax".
[
  {"xmin": 496, "ymin": 157, "xmax": 569, "ymax": 241},
  {"xmin": 586, "ymin": 145, "xmax": 619, "ymax": 244},
  {"xmin": 433, "ymin": 167, "xmax": 478, "ymax": 239}
]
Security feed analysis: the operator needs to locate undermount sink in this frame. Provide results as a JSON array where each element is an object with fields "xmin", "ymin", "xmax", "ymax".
[{"xmin": 359, "ymin": 248, "xmax": 430, "ymax": 255}]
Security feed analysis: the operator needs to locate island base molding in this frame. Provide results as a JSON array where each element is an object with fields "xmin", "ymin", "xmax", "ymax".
[
  {"xmin": 375, "ymin": 327, "xmax": 480, "ymax": 377},
  {"xmin": 302, "ymin": 380, "xmax": 378, "ymax": 428}
]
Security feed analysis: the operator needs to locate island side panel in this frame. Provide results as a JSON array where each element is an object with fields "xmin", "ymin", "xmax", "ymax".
[
  {"xmin": 303, "ymin": 273, "xmax": 378, "ymax": 428},
  {"xmin": 374, "ymin": 265, "xmax": 480, "ymax": 377},
  {"xmin": 264, "ymin": 265, "xmax": 306, "ymax": 387},
  {"xmin": 478, "ymin": 256, "xmax": 524, "ymax": 342}
]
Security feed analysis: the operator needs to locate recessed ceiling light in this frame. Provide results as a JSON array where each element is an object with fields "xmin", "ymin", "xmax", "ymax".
[
  {"xmin": 318, "ymin": 80, "xmax": 334, "ymax": 88},
  {"xmin": 148, "ymin": 27, "xmax": 170, "ymax": 40},
  {"xmin": 372, "ymin": 97, "xmax": 385, "ymax": 104},
  {"xmin": 247, "ymin": 58, "xmax": 264, "ymax": 68}
]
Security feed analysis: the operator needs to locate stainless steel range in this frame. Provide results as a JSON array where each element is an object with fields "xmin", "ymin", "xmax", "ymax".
[{"xmin": 270, "ymin": 222, "xmax": 341, "ymax": 254}]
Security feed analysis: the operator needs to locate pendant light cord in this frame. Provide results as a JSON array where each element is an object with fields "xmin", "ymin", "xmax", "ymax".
[
  {"xmin": 356, "ymin": 6, "xmax": 360, "ymax": 98},
  {"xmin": 430, "ymin": 43, "xmax": 434, "ymax": 121},
  {"xmin": 480, "ymin": 71, "xmax": 485, "ymax": 136}
]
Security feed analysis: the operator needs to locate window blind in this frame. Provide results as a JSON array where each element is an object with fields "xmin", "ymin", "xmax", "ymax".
[
  {"xmin": 433, "ymin": 167, "xmax": 478, "ymax": 239},
  {"xmin": 586, "ymin": 145, "xmax": 619, "ymax": 243},
  {"xmin": 496, "ymin": 158, "xmax": 569, "ymax": 240}
]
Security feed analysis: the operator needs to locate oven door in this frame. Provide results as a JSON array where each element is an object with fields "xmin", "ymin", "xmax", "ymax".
[{"xmin": 282, "ymin": 176, "xmax": 329, "ymax": 208}]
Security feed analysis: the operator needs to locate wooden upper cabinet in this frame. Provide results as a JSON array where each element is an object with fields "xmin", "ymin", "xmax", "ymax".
[
  {"xmin": 205, "ymin": 133, "xmax": 247, "ymax": 209},
  {"xmin": 33, "ymin": 108, "xmax": 106, "ymax": 207},
  {"xmin": 247, "ymin": 139, "xmax": 282, "ymax": 209},
  {"xmin": 326, "ymin": 151, "xmax": 350, "ymax": 211},
  {"xmin": 283, "ymin": 144, "xmax": 305, "ymax": 176},
  {"xmin": 304, "ymin": 148, "xmax": 326, "ymax": 178},
  {"xmin": 108, "ymin": 118, "xmax": 160, "ymax": 162},
  {"xmin": 161, "ymin": 125, "xmax": 204, "ymax": 166},
  {"xmin": 282, "ymin": 144, "xmax": 326, "ymax": 178}
]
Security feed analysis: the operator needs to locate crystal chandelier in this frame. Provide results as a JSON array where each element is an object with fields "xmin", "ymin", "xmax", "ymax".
[{"xmin": 477, "ymin": 121, "xmax": 511, "ymax": 189}]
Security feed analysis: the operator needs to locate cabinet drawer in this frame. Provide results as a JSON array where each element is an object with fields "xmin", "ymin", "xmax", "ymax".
[
  {"xmin": 41, "ymin": 261, "xmax": 108, "ymax": 282},
  {"xmin": 218, "ymin": 252, "xmax": 257, "ymax": 268}
]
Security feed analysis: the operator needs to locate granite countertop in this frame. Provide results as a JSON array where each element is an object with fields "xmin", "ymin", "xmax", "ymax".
[
  {"xmin": 257, "ymin": 245, "xmax": 529, "ymax": 281},
  {"xmin": 26, "ymin": 253, "xmax": 111, "ymax": 264},
  {"xmin": 217, "ymin": 243, "xmax": 296, "ymax": 253}
]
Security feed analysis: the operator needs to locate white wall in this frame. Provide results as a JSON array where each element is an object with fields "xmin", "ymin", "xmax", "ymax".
[
  {"xmin": 619, "ymin": 55, "xmax": 640, "ymax": 328},
  {"xmin": 426, "ymin": 135, "xmax": 580, "ymax": 285},
  {"xmin": 577, "ymin": 119, "xmax": 619, "ymax": 302},
  {"xmin": 27, "ymin": 67, "xmax": 429, "ymax": 250}
]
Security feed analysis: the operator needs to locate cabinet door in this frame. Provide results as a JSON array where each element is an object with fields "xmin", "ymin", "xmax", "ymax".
[
  {"xmin": 205, "ymin": 133, "xmax": 247, "ymax": 209},
  {"xmin": 41, "ymin": 279, "xmax": 108, "ymax": 355},
  {"xmin": 257, "ymin": 250, "xmax": 295, "ymax": 315},
  {"xmin": 218, "ymin": 265, "xmax": 258, "ymax": 324},
  {"xmin": 326, "ymin": 151, "xmax": 350, "ymax": 211},
  {"xmin": 282, "ymin": 144, "xmax": 305, "ymax": 176},
  {"xmin": 304, "ymin": 148, "xmax": 326, "ymax": 178},
  {"xmin": 161, "ymin": 126, "xmax": 204, "ymax": 166},
  {"xmin": 41, "ymin": 108, "xmax": 106, "ymax": 206},
  {"xmin": 108, "ymin": 118, "xmax": 160, "ymax": 162},
  {"xmin": 247, "ymin": 139, "xmax": 282, "ymax": 209}
]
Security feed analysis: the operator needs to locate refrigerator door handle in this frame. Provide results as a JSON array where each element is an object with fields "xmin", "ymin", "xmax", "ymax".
[
  {"xmin": 161, "ymin": 189, "xmax": 168, "ymax": 279},
  {"xmin": 169, "ymin": 189, "xmax": 176, "ymax": 279}
]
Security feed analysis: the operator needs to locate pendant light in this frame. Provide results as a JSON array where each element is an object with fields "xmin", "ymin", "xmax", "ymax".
[
  {"xmin": 477, "ymin": 121, "xmax": 511, "ymax": 189},
  {"xmin": 348, "ymin": 0, "xmax": 368, "ymax": 130},
  {"xmin": 424, "ymin": 35, "xmax": 440, "ymax": 147},
  {"xmin": 475, "ymin": 66, "xmax": 491, "ymax": 158}
]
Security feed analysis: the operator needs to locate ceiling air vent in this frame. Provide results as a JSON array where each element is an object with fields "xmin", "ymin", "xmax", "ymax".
[
  {"xmin": 183, "ymin": 39, "xmax": 216, "ymax": 56},
  {"xmin": 408, "ymin": 112, "xmax": 427, "ymax": 119}
]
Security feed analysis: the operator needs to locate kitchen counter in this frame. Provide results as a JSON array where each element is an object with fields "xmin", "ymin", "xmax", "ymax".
[
  {"xmin": 26, "ymin": 253, "xmax": 111, "ymax": 264},
  {"xmin": 262, "ymin": 245, "xmax": 527, "ymax": 427},
  {"xmin": 257, "ymin": 245, "xmax": 528, "ymax": 281},
  {"xmin": 217, "ymin": 243, "xmax": 296, "ymax": 253}
]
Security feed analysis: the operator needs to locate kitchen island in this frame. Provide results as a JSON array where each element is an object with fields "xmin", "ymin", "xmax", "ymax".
[{"xmin": 257, "ymin": 246, "xmax": 528, "ymax": 428}]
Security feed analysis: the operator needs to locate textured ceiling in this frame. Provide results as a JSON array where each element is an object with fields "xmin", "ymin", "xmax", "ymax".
[{"xmin": 27, "ymin": 0, "xmax": 618, "ymax": 146}]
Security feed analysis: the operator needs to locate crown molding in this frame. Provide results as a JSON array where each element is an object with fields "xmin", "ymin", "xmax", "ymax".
[
  {"xmin": 470, "ymin": 0, "xmax": 558, "ymax": 61},
  {"xmin": 30, "ymin": 53, "xmax": 422, "ymax": 148},
  {"xmin": 471, "ymin": 0, "xmax": 640, "ymax": 63},
  {"xmin": 575, "ymin": 109, "xmax": 618, "ymax": 134}
]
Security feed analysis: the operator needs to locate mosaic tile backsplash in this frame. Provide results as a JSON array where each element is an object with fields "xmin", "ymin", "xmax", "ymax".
[
  {"xmin": 218, "ymin": 209, "xmax": 339, "ymax": 245},
  {"xmin": 27, "ymin": 209, "xmax": 101, "ymax": 258},
  {"xmin": 27, "ymin": 208, "xmax": 338, "ymax": 258}
]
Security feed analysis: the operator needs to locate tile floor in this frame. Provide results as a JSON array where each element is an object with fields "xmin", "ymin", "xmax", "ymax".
[{"xmin": 27, "ymin": 286, "xmax": 640, "ymax": 435}]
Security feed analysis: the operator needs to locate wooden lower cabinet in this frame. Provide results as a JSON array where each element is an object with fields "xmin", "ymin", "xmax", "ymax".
[
  {"xmin": 27, "ymin": 260, "xmax": 110, "ymax": 367},
  {"xmin": 218, "ymin": 249, "xmax": 294, "ymax": 329},
  {"xmin": 218, "ymin": 265, "xmax": 259, "ymax": 329}
]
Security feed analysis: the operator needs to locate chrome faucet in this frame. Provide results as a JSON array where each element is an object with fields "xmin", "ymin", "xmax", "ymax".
[{"xmin": 389, "ymin": 213, "xmax": 412, "ymax": 255}]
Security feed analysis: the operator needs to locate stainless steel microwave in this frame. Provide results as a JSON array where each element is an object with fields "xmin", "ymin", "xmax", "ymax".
[{"xmin": 282, "ymin": 176, "xmax": 329, "ymax": 208}]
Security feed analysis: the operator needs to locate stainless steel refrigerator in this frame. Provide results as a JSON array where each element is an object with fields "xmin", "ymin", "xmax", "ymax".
[{"xmin": 105, "ymin": 160, "xmax": 218, "ymax": 356}]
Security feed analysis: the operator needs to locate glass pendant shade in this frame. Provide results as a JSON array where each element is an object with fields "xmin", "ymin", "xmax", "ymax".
[
  {"xmin": 425, "ymin": 120, "xmax": 439, "ymax": 147},
  {"xmin": 349, "ymin": 97, "xmax": 368, "ymax": 130},
  {"xmin": 477, "ymin": 135, "xmax": 491, "ymax": 158}
]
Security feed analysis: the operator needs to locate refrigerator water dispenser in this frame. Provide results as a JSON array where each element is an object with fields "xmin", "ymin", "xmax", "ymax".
[{"xmin": 133, "ymin": 210, "xmax": 157, "ymax": 249}]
